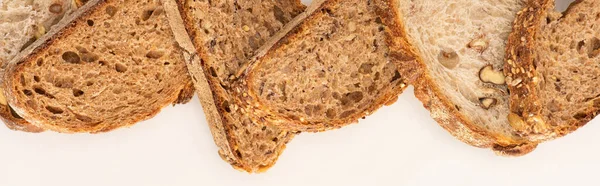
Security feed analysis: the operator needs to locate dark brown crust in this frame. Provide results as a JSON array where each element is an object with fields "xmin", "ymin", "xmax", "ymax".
[
  {"xmin": 399, "ymin": 0, "xmax": 537, "ymax": 155},
  {"xmin": 3, "ymin": 0, "xmax": 193, "ymax": 133},
  {"xmin": 234, "ymin": 0, "xmax": 410, "ymax": 132},
  {"xmin": 174, "ymin": 0, "xmax": 305, "ymax": 173}
]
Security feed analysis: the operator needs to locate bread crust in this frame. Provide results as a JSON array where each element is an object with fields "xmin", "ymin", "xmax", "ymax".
[
  {"xmin": 0, "ymin": 104, "xmax": 44, "ymax": 133},
  {"xmin": 396, "ymin": 0, "xmax": 537, "ymax": 155},
  {"xmin": 173, "ymin": 0, "xmax": 305, "ymax": 172},
  {"xmin": 234, "ymin": 0, "xmax": 411, "ymax": 132},
  {"xmin": 3, "ymin": 0, "xmax": 194, "ymax": 133},
  {"xmin": 504, "ymin": 0, "xmax": 597, "ymax": 141}
]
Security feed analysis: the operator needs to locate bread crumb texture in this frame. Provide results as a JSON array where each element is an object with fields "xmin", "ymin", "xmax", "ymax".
[
  {"xmin": 239, "ymin": 0, "xmax": 410, "ymax": 131},
  {"xmin": 7, "ymin": 0, "xmax": 192, "ymax": 133}
]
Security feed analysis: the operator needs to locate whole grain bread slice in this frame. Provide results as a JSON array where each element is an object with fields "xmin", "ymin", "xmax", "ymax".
[
  {"xmin": 175, "ymin": 0, "xmax": 305, "ymax": 172},
  {"xmin": 397, "ymin": 0, "xmax": 537, "ymax": 156},
  {"xmin": 504, "ymin": 0, "xmax": 600, "ymax": 141},
  {"xmin": 3, "ymin": 0, "xmax": 194, "ymax": 133},
  {"xmin": 232, "ymin": 0, "xmax": 413, "ymax": 132},
  {"xmin": 0, "ymin": 0, "xmax": 84, "ymax": 132}
]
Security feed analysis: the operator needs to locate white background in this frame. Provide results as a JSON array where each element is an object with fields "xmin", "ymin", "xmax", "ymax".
[{"xmin": 0, "ymin": 0, "xmax": 588, "ymax": 186}]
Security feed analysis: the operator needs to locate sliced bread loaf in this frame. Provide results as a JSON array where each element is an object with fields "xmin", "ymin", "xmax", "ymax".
[
  {"xmin": 0, "ymin": 0, "xmax": 83, "ymax": 132},
  {"xmin": 397, "ymin": 0, "xmax": 537, "ymax": 155},
  {"xmin": 3, "ymin": 0, "xmax": 194, "ymax": 133},
  {"xmin": 175, "ymin": 0, "xmax": 305, "ymax": 172},
  {"xmin": 232, "ymin": 0, "xmax": 413, "ymax": 132},
  {"xmin": 505, "ymin": 0, "xmax": 600, "ymax": 141}
]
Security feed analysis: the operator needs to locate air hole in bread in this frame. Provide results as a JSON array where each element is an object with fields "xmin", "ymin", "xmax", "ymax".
[
  {"xmin": 222, "ymin": 101, "xmax": 231, "ymax": 112},
  {"xmin": 339, "ymin": 110, "xmax": 356, "ymax": 119},
  {"xmin": 359, "ymin": 63, "xmax": 374, "ymax": 74},
  {"xmin": 235, "ymin": 150, "xmax": 243, "ymax": 158},
  {"xmin": 340, "ymin": 91, "xmax": 364, "ymax": 107},
  {"xmin": 34, "ymin": 87, "xmax": 54, "ymax": 99},
  {"xmin": 98, "ymin": 60, "xmax": 107, "ymax": 66},
  {"xmin": 22, "ymin": 89, "xmax": 32, "ymax": 96},
  {"xmin": 33, "ymin": 76, "xmax": 40, "ymax": 82},
  {"xmin": 438, "ymin": 48, "xmax": 459, "ymax": 69},
  {"xmin": 45, "ymin": 106, "xmax": 63, "ymax": 114},
  {"xmin": 141, "ymin": 9, "xmax": 155, "ymax": 22},
  {"xmin": 390, "ymin": 71, "xmax": 401, "ymax": 83},
  {"xmin": 19, "ymin": 74, "xmax": 26, "ymax": 86},
  {"xmin": 73, "ymin": 89, "xmax": 84, "ymax": 97},
  {"xmin": 574, "ymin": 112, "xmax": 587, "ymax": 119},
  {"xmin": 577, "ymin": 40, "xmax": 585, "ymax": 51},
  {"xmin": 576, "ymin": 13, "xmax": 586, "ymax": 22},
  {"xmin": 86, "ymin": 81, "xmax": 94, "ymax": 86},
  {"xmin": 146, "ymin": 50, "xmax": 164, "ymax": 59},
  {"xmin": 36, "ymin": 58, "xmax": 44, "ymax": 66},
  {"xmin": 8, "ymin": 105, "xmax": 23, "ymax": 119},
  {"xmin": 62, "ymin": 51, "xmax": 81, "ymax": 63},
  {"xmin": 106, "ymin": 5, "xmax": 118, "ymax": 17},
  {"xmin": 587, "ymin": 38, "xmax": 600, "ymax": 58},
  {"xmin": 75, "ymin": 113, "xmax": 92, "ymax": 122},
  {"xmin": 164, "ymin": 62, "xmax": 170, "ymax": 65},
  {"xmin": 81, "ymin": 53, "xmax": 99, "ymax": 62},
  {"xmin": 49, "ymin": 3, "xmax": 63, "ymax": 14},
  {"xmin": 87, "ymin": 20, "xmax": 94, "ymax": 26},
  {"xmin": 53, "ymin": 76, "xmax": 74, "ymax": 88},
  {"xmin": 273, "ymin": 6, "xmax": 287, "ymax": 23},
  {"xmin": 115, "ymin": 63, "xmax": 127, "ymax": 72}
]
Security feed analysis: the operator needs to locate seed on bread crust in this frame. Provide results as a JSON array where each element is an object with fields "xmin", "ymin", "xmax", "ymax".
[
  {"xmin": 479, "ymin": 65, "xmax": 506, "ymax": 85},
  {"xmin": 479, "ymin": 97, "xmax": 497, "ymax": 109},
  {"xmin": 508, "ymin": 113, "xmax": 526, "ymax": 131}
]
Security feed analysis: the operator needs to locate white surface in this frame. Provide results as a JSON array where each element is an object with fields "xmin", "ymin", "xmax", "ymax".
[{"xmin": 0, "ymin": 0, "xmax": 590, "ymax": 186}]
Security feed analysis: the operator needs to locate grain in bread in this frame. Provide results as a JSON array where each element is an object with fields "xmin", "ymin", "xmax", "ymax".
[
  {"xmin": 3, "ymin": 0, "xmax": 194, "ymax": 133},
  {"xmin": 233, "ymin": 0, "xmax": 413, "ymax": 132}
]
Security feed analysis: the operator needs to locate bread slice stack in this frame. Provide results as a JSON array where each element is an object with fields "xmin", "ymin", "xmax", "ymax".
[
  {"xmin": 3, "ymin": 0, "xmax": 194, "ymax": 133},
  {"xmin": 0, "ymin": 0, "xmax": 84, "ymax": 132},
  {"xmin": 174, "ymin": 0, "xmax": 306, "ymax": 172},
  {"xmin": 3, "ymin": 0, "xmax": 600, "ymax": 174}
]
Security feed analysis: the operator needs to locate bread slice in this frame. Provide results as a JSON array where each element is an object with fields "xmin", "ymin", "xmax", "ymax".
[
  {"xmin": 0, "ymin": 0, "xmax": 83, "ymax": 132},
  {"xmin": 505, "ymin": 0, "xmax": 600, "ymax": 141},
  {"xmin": 397, "ymin": 0, "xmax": 537, "ymax": 155},
  {"xmin": 232, "ymin": 0, "xmax": 412, "ymax": 132},
  {"xmin": 175, "ymin": 0, "xmax": 305, "ymax": 172},
  {"xmin": 3, "ymin": 0, "xmax": 194, "ymax": 133}
]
